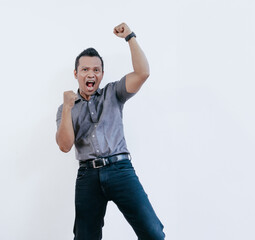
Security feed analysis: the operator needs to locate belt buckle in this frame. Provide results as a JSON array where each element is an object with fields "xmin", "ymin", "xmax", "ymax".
[{"xmin": 92, "ymin": 158, "xmax": 106, "ymax": 168}]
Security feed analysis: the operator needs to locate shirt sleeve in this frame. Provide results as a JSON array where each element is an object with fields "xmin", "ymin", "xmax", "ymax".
[
  {"xmin": 56, "ymin": 104, "xmax": 63, "ymax": 130},
  {"xmin": 116, "ymin": 75, "xmax": 136, "ymax": 103}
]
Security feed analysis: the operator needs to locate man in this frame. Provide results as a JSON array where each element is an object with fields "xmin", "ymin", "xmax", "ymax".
[{"xmin": 56, "ymin": 23, "xmax": 165, "ymax": 240}]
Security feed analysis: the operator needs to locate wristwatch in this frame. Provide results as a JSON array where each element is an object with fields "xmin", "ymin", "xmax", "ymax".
[{"xmin": 125, "ymin": 32, "xmax": 136, "ymax": 42}]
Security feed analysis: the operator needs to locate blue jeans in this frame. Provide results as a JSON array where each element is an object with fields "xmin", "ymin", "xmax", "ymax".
[{"xmin": 73, "ymin": 159, "xmax": 165, "ymax": 240}]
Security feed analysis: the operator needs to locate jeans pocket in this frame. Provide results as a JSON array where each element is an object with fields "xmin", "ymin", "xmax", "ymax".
[
  {"xmin": 76, "ymin": 168, "xmax": 87, "ymax": 180},
  {"xmin": 112, "ymin": 160, "xmax": 133, "ymax": 171}
]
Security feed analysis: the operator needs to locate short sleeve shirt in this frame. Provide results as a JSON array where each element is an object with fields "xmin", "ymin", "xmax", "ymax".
[{"xmin": 56, "ymin": 76, "xmax": 135, "ymax": 161}]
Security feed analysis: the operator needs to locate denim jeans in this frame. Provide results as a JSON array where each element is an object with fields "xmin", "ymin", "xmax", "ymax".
[{"xmin": 73, "ymin": 159, "xmax": 165, "ymax": 240}]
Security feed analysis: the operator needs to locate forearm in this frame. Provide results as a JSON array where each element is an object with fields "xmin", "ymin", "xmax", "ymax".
[
  {"xmin": 128, "ymin": 37, "xmax": 150, "ymax": 78},
  {"xmin": 56, "ymin": 106, "xmax": 75, "ymax": 152}
]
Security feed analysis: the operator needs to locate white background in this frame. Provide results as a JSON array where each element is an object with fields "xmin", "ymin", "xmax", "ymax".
[{"xmin": 0, "ymin": 0, "xmax": 254, "ymax": 239}]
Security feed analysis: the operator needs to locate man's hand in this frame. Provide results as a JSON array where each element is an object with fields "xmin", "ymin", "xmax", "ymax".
[
  {"xmin": 113, "ymin": 23, "xmax": 132, "ymax": 39},
  {"xmin": 63, "ymin": 91, "xmax": 77, "ymax": 109}
]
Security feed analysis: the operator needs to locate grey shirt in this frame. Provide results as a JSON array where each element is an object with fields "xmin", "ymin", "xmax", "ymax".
[{"xmin": 56, "ymin": 76, "xmax": 135, "ymax": 161}]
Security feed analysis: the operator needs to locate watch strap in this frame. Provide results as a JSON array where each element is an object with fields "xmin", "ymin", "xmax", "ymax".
[{"xmin": 125, "ymin": 32, "xmax": 136, "ymax": 42}]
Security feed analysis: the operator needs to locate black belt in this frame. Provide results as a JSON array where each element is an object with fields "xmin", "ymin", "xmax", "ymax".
[{"xmin": 79, "ymin": 153, "xmax": 131, "ymax": 169}]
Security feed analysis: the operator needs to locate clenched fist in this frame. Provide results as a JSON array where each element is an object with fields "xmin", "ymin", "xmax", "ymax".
[
  {"xmin": 113, "ymin": 23, "xmax": 132, "ymax": 39},
  {"xmin": 63, "ymin": 91, "xmax": 78, "ymax": 109}
]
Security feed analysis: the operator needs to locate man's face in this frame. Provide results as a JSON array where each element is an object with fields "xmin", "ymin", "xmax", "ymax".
[{"xmin": 74, "ymin": 56, "xmax": 104, "ymax": 100}]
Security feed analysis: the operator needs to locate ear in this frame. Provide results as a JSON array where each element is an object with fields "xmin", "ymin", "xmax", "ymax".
[{"xmin": 74, "ymin": 69, "xmax": 77, "ymax": 79}]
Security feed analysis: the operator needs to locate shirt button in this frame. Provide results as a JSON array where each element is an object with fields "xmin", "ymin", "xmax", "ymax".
[
  {"xmin": 96, "ymin": 150, "xmax": 99, "ymax": 153},
  {"xmin": 91, "ymin": 112, "xmax": 94, "ymax": 115},
  {"xmin": 89, "ymin": 101, "xmax": 91, "ymax": 104},
  {"xmin": 92, "ymin": 135, "xmax": 95, "ymax": 137},
  {"xmin": 95, "ymin": 125, "xmax": 97, "ymax": 127}
]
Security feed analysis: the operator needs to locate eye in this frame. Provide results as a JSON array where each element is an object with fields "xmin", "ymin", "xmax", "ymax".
[
  {"xmin": 82, "ymin": 68, "xmax": 88, "ymax": 71},
  {"xmin": 94, "ymin": 68, "xmax": 99, "ymax": 72}
]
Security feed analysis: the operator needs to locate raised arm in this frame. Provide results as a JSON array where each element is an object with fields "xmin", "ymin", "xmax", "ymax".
[
  {"xmin": 114, "ymin": 23, "xmax": 150, "ymax": 94},
  {"xmin": 56, "ymin": 91, "xmax": 77, "ymax": 152}
]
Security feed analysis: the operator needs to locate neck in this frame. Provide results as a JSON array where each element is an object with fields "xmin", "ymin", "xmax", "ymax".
[{"xmin": 79, "ymin": 89, "xmax": 91, "ymax": 101}]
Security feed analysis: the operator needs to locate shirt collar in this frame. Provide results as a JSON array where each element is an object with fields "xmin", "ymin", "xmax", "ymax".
[{"xmin": 75, "ymin": 88, "xmax": 102, "ymax": 103}]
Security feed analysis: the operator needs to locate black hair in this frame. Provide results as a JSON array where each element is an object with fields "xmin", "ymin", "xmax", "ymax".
[{"xmin": 75, "ymin": 48, "xmax": 104, "ymax": 72}]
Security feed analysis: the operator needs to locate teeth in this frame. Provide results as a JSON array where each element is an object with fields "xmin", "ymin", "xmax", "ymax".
[{"xmin": 86, "ymin": 80, "xmax": 95, "ymax": 86}]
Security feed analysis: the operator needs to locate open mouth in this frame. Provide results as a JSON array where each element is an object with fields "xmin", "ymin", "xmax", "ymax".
[{"xmin": 86, "ymin": 80, "xmax": 95, "ymax": 91}]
